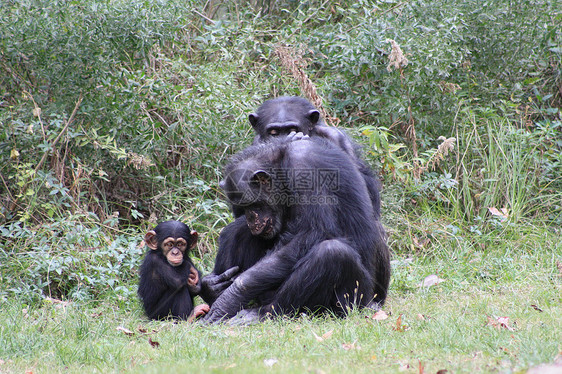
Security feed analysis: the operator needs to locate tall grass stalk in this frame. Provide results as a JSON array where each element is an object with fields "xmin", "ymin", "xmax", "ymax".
[{"xmin": 452, "ymin": 114, "xmax": 548, "ymax": 224}]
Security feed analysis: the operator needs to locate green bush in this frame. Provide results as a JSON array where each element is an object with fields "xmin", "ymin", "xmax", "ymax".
[
  {"xmin": 0, "ymin": 0, "xmax": 560, "ymax": 302},
  {"xmin": 302, "ymin": 0, "xmax": 561, "ymax": 137},
  {"xmin": 0, "ymin": 218, "xmax": 141, "ymax": 303}
]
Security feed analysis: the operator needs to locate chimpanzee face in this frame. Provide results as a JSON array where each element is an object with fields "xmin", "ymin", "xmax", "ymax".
[
  {"xmin": 263, "ymin": 121, "xmax": 303, "ymax": 138},
  {"xmin": 249, "ymin": 97, "xmax": 320, "ymax": 141},
  {"xmin": 221, "ymin": 167, "xmax": 283, "ymax": 240},
  {"xmin": 160, "ymin": 237, "xmax": 188, "ymax": 266},
  {"xmin": 144, "ymin": 221, "xmax": 198, "ymax": 267}
]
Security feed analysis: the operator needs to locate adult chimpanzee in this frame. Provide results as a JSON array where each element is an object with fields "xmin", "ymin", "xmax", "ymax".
[
  {"xmin": 138, "ymin": 220, "xmax": 209, "ymax": 321},
  {"xmin": 248, "ymin": 96, "xmax": 382, "ymax": 220},
  {"xmin": 201, "ymin": 137, "xmax": 390, "ymax": 324}
]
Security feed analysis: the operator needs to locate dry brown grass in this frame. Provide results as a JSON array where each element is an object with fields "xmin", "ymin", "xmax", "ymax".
[{"xmin": 275, "ymin": 44, "xmax": 340, "ymax": 126}]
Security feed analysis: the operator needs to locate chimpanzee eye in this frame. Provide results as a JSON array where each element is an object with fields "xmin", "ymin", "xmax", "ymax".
[{"xmin": 269, "ymin": 129, "xmax": 279, "ymax": 136}]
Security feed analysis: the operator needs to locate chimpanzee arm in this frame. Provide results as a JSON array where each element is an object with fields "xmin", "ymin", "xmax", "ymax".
[
  {"xmin": 202, "ymin": 247, "xmax": 296, "ymax": 323},
  {"xmin": 150, "ymin": 255, "xmax": 187, "ymax": 290},
  {"xmin": 187, "ymin": 265, "xmax": 202, "ymax": 295},
  {"xmin": 199, "ymin": 266, "xmax": 239, "ymax": 305}
]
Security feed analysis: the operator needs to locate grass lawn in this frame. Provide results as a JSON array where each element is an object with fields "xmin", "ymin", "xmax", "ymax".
[{"xmin": 1, "ymin": 224, "xmax": 560, "ymax": 373}]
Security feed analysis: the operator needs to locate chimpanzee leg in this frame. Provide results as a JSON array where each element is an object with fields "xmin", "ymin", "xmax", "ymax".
[
  {"xmin": 171, "ymin": 287, "xmax": 193, "ymax": 320},
  {"xmin": 267, "ymin": 239, "xmax": 375, "ymax": 316}
]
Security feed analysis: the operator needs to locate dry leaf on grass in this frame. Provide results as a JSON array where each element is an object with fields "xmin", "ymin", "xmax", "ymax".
[
  {"xmin": 486, "ymin": 316, "xmax": 515, "ymax": 331},
  {"xmin": 341, "ymin": 341, "xmax": 359, "ymax": 350},
  {"xmin": 211, "ymin": 363, "xmax": 237, "ymax": 370},
  {"xmin": 369, "ymin": 310, "xmax": 389, "ymax": 320},
  {"xmin": 418, "ymin": 274, "xmax": 445, "ymax": 288},
  {"xmin": 263, "ymin": 358, "xmax": 278, "ymax": 367},
  {"xmin": 138, "ymin": 327, "xmax": 158, "ymax": 334},
  {"xmin": 312, "ymin": 330, "xmax": 334, "ymax": 342},
  {"xmin": 413, "ymin": 236, "xmax": 430, "ymax": 249},
  {"xmin": 44, "ymin": 297, "xmax": 70, "ymax": 308},
  {"xmin": 223, "ymin": 328, "xmax": 238, "ymax": 337},
  {"xmin": 148, "ymin": 337, "xmax": 160, "ymax": 348},
  {"xmin": 530, "ymin": 304, "xmax": 543, "ymax": 312},
  {"xmin": 398, "ymin": 362, "xmax": 411, "ymax": 371},
  {"xmin": 116, "ymin": 326, "xmax": 134, "ymax": 336},
  {"xmin": 488, "ymin": 207, "xmax": 509, "ymax": 221},
  {"xmin": 393, "ymin": 314, "xmax": 408, "ymax": 332},
  {"xmin": 417, "ymin": 314, "xmax": 431, "ymax": 321},
  {"xmin": 418, "ymin": 360, "xmax": 424, "ymax": 374}
]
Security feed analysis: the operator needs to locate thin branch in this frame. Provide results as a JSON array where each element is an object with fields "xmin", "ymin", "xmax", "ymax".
[
  {"xmin": 192, "ymin": 9, "xmax": 216, "ymax": 25},
  {"xmin": 34, "ymin": 94, "xmax": 83, "ymax": 174}
]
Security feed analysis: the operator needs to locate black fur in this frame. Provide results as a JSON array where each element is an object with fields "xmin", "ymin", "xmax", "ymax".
[
  {"xmin": 249, "ymin": 96, "xmax": 320, "ymax": 140},
  {"xmin": 138, "ymin": 221, "xmax": 199, "ymax": 320},
  {"xmin": 248, "ymin": 96, "xmax": 382, "ymax": 220},
  {"xmin": 202, "ymin": 138, "xmax": 390, "ymax": 323}
]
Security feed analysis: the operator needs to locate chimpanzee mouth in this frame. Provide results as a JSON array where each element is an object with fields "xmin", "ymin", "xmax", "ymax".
[
  {"xmin": 168, "ymin": 257, "xmax": 183, "ymax": 266},
  {"xmin": 261, "ymin": 221, "xmax": 274, "ymax": 236},
  {"xmin": 259, "ymin": 221, "xmax": 278, "ymax": 239},
  {"xmin": 248, "ymin": 217, "xmax": 273, "ymax": 237}
]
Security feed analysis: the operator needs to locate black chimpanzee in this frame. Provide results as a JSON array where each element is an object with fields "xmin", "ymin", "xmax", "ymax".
[
  {"xmin": 248, "ymin": 96, "xmax": 382, "ymax": 220},
  {"xmin": 138, "ymin": 220, "xmax": 210, "ymax": 321},
  {"xmin": 201, "ymin": 137, "xmax": 390, "ymax": 324}
]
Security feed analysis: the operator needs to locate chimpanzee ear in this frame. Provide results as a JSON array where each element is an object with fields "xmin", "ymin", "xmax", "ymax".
[
  {"xmin": 307, "ymin": 109, "xmax": 320, "ymax": 124},
  {"xmin": 189, "ymin": 230, "xmax": 198, "ymax": 249},
  {"xmin": 251, "ymin": 170, "xmax": 271, "ymax": 187},
  {"xmin": 249, "ymin": 113, "xmax": 259, "ymax": 128},
  {"xmin": 144, "ymin": 230, "xmax": 158, "ymax": 250}
]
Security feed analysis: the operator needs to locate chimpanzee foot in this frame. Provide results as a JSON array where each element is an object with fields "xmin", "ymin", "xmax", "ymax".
[
  {"xmin": 228, "ymin": 308, "xmax": 264, "ymax": 326},
  {"xmin": 366, "ymin": 299, "xmax": 383, "ymax": 311}
]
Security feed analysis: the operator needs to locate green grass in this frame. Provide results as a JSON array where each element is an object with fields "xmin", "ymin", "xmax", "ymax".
[{"xmin": 1, "ymin": 224, "xmax": 560, "ymax": 373}]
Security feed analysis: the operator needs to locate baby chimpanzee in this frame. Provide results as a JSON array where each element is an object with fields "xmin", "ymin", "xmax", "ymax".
[{"xmin": 138, "ymin": 220, "xmax": 209, "ymax": 321}]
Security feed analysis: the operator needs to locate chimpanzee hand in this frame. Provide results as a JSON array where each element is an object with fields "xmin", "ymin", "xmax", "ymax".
[
  {"xmin": 200, "ymin": 279, "xmax": 245, "ymax": 324},
  {"xmin": 188, "ymin": 304, "xmax": 210, "ymax": 322},
  {"xmin": 187, "ymin": 266, "xmax": 201, "ymax": 295},
  {"xmin": 199, "ymin": 266, "xmax": 239, "ymax": 305},
  {"xmin": 287, "ymin": 131, "xmax": 310, "ymax": 141}
]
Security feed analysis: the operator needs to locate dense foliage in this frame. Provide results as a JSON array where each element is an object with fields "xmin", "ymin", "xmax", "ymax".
[{"xmin": 0, "ymin": 0, "xmax": 560, "ymax": 302}]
